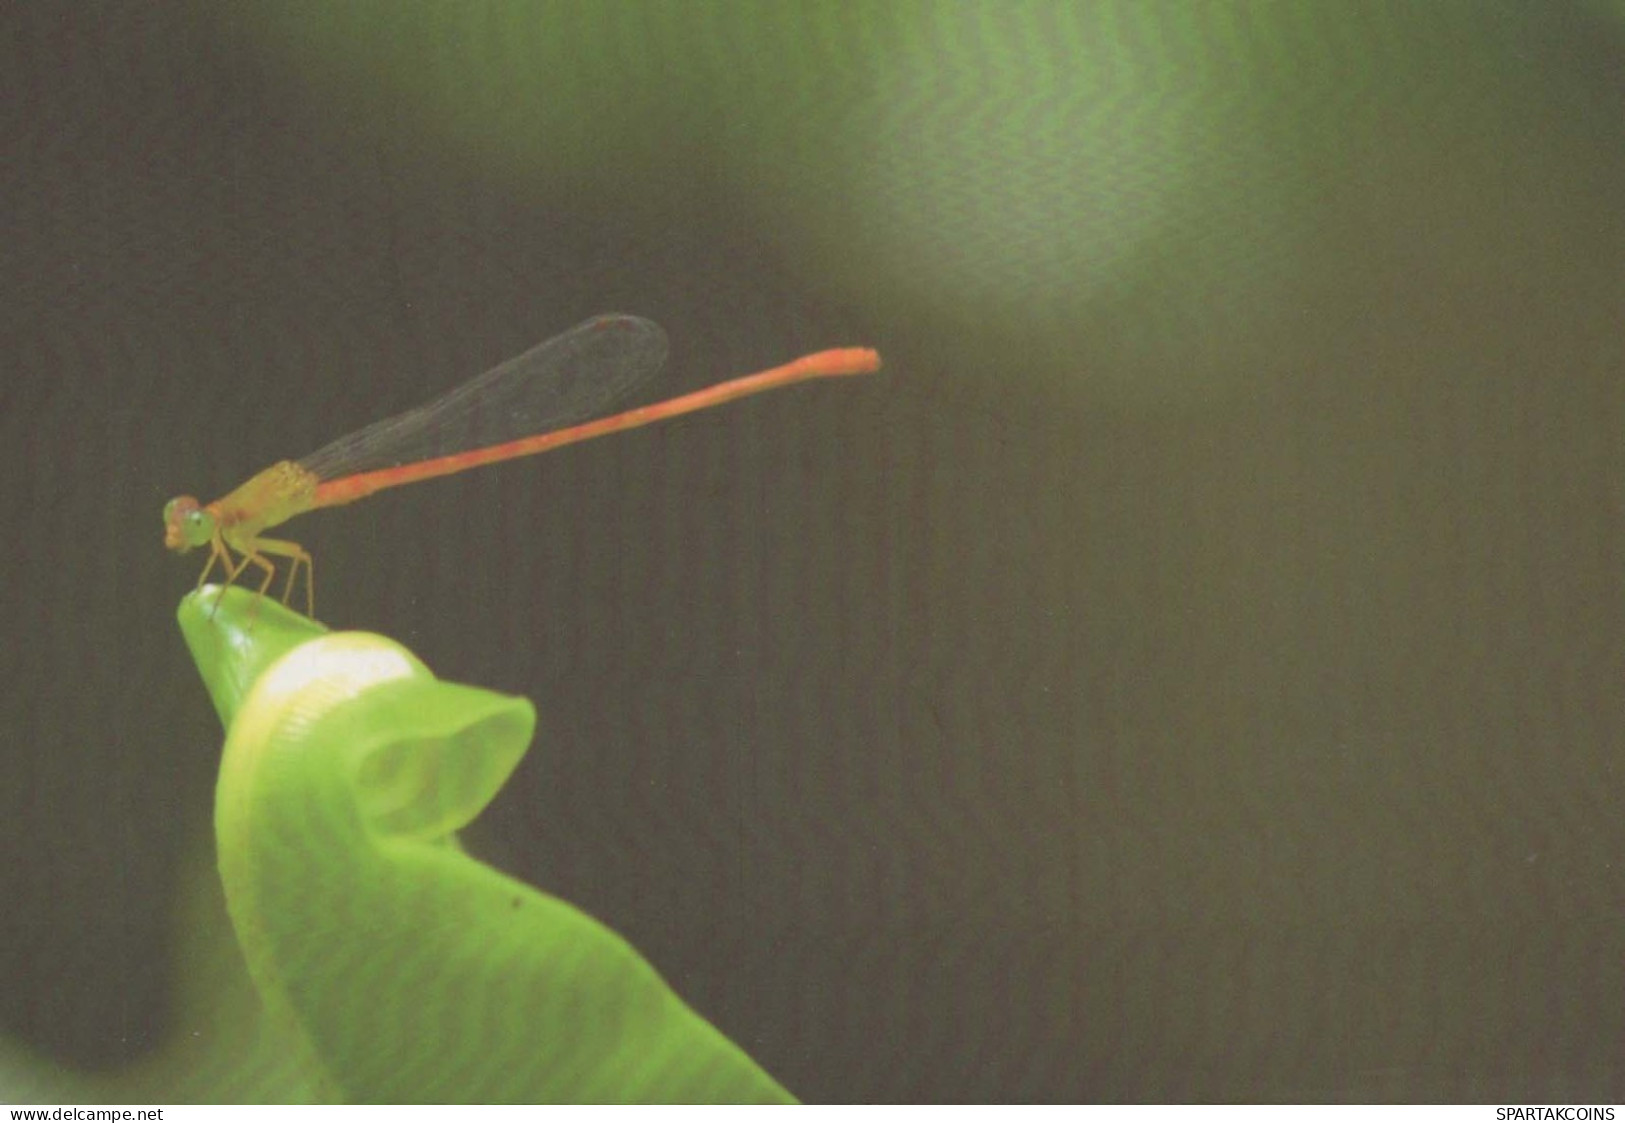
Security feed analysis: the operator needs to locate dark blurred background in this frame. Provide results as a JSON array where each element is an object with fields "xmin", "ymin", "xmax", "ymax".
[{"xmin": 3, "ymin": 0, "xmax": 1624, "ymax": 1103}]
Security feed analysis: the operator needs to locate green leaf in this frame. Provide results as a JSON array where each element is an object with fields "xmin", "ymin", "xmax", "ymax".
[{"xmin": 182, "ymin": 586, "xmax": 794, "ymax": 1104}]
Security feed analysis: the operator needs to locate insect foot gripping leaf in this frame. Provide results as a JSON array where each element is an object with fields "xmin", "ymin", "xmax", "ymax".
[{"xmin": 187, "ymin": 591, "xmax": 795, "ymax": 1104}]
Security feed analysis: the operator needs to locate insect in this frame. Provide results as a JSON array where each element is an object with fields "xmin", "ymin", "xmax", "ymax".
[{"xmin": 164, "ymin": 314, "xmax": 881, "ymax": 617}]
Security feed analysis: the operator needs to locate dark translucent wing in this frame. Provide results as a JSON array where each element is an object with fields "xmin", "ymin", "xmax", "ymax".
[{"xmin": 299, "ymin": 314, "xmax": 669, "ymax": 481}]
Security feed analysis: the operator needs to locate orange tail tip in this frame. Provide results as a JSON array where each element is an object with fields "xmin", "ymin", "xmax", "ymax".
[{"xmin": 801, "ymin": 348, "xmax": 882, "ymax": 376}]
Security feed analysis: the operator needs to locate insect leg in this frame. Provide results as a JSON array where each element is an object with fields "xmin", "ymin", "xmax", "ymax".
[{"xmin": 253, "ymin": 537, "xmax": 316, "ymax": 618}]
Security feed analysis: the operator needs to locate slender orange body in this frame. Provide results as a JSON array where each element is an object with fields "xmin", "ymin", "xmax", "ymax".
[
  {"xmin": 312, "ymin": 346, "xmax": 880, "ymax": 510},
  {"xmin": 164, "ymin": 332, "xmax": 881, "ymax": 618}
]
